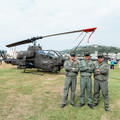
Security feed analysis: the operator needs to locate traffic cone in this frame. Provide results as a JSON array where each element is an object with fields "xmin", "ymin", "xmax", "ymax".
[{"xmin": 2, "ymin": 61, "xmax": 4, "ymax": 68}]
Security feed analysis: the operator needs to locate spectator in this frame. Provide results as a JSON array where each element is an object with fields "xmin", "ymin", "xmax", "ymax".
[{"xmin": 111, "ymin": 59, "xmax": 115, "ymax": 69}]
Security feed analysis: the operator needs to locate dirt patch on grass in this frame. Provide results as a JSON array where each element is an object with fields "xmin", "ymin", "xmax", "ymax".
[
  {"xmin": 52, "ymin": 86, "xmax": 64, "ymax": 95},
  {"xmin": 1, "ymin": 94, "xmax": 31, "ymax": 119},
  {"xmin": 45, "ymin": 75, "xmax": 58, "ymax": 81},
  {"xmin": 110, "ymin": 104, "xmax": 115, "ymax": 110},
  {"xmin": 117, "ymin": 100, "xmax": 120, "ymax": 108},
  {"xmin": 4, "ymin": 80, "xmax": 17, "ymax": 87},
  {"xmin": 101, "ymin": 100, "xmax": 120, "ymax": 120},
  {"xmin": 4, "ymin": 93, "xmax": 43, "ymax": 120},
  {"xmin": 43, "ymin": 81, "xmax": 52, "ymax": 85},
  {"xmin": 57, "ymin": 75, "xmax": 65, "ymax": 77},
  {"xmin": 109, "ymin": 100, "xmax": 120, "ymax": 111},
  {"xmin": 101, "ymin": 114, "xmax": 110, "ymax": 120}
]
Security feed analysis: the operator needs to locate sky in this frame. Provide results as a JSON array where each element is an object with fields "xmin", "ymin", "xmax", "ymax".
[{"xmin": 0, "ymin": 0, "xmax": 120, "ymax": 51}]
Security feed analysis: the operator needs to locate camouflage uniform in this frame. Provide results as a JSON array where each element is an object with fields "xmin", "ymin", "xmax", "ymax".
[
  {"xmin": 94, "ymin": 61, "xmax": 109, "ymax": 107},
  {"xmin": 62, "ymin": 59, "xmax": 79, "ymax": 105},
  {"xmin": 79, "ymin": 60, "xmax": 94, "ymax": 104}
]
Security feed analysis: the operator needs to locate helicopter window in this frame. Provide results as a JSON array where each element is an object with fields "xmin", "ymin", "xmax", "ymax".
[
  {"xmin": 56, "ymin": 51, "xmax": 62, "ymax": 56},
  {"xmin": 47, "ymin": 51, "xmax": 58, "ymax": 58},
  {"xmin": 38, "ymin": 50, "xmax": 48, "ymax": 55}
]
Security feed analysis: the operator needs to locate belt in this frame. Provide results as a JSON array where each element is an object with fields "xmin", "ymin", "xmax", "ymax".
[
  {"xmin": 66, "ymin": 76, "xmax": 76, "ymax": 78},
  {"xmin": 81, "ymin": 76, "xmax": 91, "ymax": 78}
]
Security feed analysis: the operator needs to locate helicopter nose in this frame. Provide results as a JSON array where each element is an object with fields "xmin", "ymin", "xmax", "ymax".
[{"xmin": 62, "ymin": 57, "xmax": 67, "ymax": 61}]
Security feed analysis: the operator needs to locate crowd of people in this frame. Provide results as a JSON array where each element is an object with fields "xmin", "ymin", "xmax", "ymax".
[{"xmin": 61, "ymin": 51, "xmax": 109, "ymax": 111}]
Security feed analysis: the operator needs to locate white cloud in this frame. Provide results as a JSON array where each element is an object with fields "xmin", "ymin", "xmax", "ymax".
[{"xmin": 0, "ymin": 0, "xmax": 120, "ymax": 51}]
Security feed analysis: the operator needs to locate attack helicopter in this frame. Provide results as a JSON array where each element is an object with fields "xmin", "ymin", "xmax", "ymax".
[
  {"xmin": 4, "ymin": 45, "xmax": 65, "ymax": 73},
  {"xmin": 2, "ymin": 27, "xmax": 97, "ymax": 73}
]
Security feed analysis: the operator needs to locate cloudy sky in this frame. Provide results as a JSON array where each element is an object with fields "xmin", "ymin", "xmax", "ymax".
[{"xmin": 0, "ymin": 0, "xmax": 120, "ymax": 51}]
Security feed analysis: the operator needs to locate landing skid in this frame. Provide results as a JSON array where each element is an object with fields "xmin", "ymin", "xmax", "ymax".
[{"xmin": 23, "ymin": 68, "xmax": 44, "ymax": 75}]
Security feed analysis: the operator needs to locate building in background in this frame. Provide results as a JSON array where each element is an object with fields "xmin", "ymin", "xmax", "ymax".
[{"xmin": 7, "ymin": 50, "xmax": 18, "ymax": 59}]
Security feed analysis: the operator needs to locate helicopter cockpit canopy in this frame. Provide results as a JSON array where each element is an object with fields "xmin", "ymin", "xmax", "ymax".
[{"xmin": 38, "ymin": 50, "xmax": 60, "ymax": 59}]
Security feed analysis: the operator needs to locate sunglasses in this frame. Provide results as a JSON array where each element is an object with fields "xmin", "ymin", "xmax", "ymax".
[
  {"xmin": 85, "ymin": 55, "xmax": 90, "ymax": 56},
  {"xmin": 71, "ymin": 55, "xmax": 75, "ymax": 57},
  {"xmin": 98, "ymin": 56, "xmax": 103, "ymax": 58}
]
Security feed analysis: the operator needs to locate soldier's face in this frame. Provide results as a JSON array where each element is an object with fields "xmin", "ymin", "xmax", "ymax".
[
  {"xmin": 70, "ymin": 56, "xmax": 75, "ymax": 60},
  {"xmin": 84, "ymin": 56, "xmax": 90, "ymax": 60},
  {"xmin": 98, "ymin": 57, "xmax": 104, "ymax": 63}
]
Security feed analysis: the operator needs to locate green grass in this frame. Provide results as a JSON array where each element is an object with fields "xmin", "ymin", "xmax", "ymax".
[{"xmin": 0, "ymin": 64, "xmax": 120, "ymax": 120}]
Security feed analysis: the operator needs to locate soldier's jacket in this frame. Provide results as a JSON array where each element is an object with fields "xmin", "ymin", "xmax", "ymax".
[
  {"xmin": 64, "ymin": 59, "xmax": 79, "ymax": 77},
  {"xmin": 79, "ymin": 60, "xmax": 94, "ymax": 77},
  {"xmin": 94, "ymin": 61, "xmax": 109, "ymax": 81}
]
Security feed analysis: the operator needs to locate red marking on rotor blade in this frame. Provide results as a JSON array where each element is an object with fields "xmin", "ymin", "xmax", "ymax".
[
  {"xmin": 87, "ymin": 30, "xmax": 95, "ymax": 43},
  {"xmin": 83, "ymin": 27, "xmax": 97, "ymax": 32}
]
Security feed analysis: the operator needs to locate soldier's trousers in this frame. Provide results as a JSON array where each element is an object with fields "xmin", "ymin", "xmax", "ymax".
[
  {"xmin": 80, "ymin": 77, "xmax": 92, "ymax": 104},
  {"xmin": 94, "ymin": 79, "xmax": 109, "ymax": 107},
  {"xmin": 62, "ymin": 76, "xmax": 77, "ymax": 104}
]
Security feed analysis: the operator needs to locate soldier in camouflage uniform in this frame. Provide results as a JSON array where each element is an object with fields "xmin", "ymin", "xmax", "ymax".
[
  {"xmin": 93, "ymin": 53, "xmax": 109, "ymax": 111},
  {"xmin": 61, "ymin": 51, "xmax": 79, "ymax": 108},
  {"xmin": 79, "ymin": 51, "xmax": 94, "ymax": 109}
]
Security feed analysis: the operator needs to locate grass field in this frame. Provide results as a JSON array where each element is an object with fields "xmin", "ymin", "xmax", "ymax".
[{"xmin": 0, "ymin": 63, "xmax": 120, "ymax": 120}]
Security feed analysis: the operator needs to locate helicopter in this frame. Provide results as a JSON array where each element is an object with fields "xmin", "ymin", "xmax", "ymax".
[
  {"xmin": 3, "ymin": 45, "xmax": 65, "ymax": 73},
  {"xmin": 2, "ymin": 27, "xmax": 97, "ymax": 73}
]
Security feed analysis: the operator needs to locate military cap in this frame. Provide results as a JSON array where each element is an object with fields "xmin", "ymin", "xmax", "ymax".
[
  {"xmin": 84, "ymin": 51, "xmax": 90, "ymax": 56},
  {"xmin": 97, "ymin": 53, "xmax": 104, "ymax": 58},
  {"xmin": 70, "ymin": 51, "xmax": 76, "ymax": 57}
]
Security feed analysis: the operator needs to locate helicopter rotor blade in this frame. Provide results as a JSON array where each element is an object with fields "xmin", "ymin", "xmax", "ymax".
[
  {"xmin": 42, "ymin": 27, "xmax": 97, "ymax": 38},
  {"xmin": 6, "ymin": 36, "xmax": 42, "ymax": 47},
  {"xmin": 6, "ymin": 27, "xmax": 97, "ymax": 48},
  {"xmin": 42, "ymin": 29, "xmax": 83, "ymax": 38},
  {"xmin": 6, "ymin": 39, "xmax": 31, "ymax": 47}
]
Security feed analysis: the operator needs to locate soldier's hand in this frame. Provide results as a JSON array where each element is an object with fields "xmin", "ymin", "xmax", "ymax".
[
  {"xmin": 72, "ymin": 68, "xmax": 75, "ymax": 70},
  {"xmin": 96, "ymin": 69, "xmax": 100, "ymax": 72},
  {"xmin": 89, "ymin": 67, "xmax": 91, "ymax": 69}
]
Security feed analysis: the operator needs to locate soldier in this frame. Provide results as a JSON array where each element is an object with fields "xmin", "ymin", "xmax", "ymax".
[
  {"xmin": 61, "ymin": 51, "xmax": 79, "ymax": 108},
  {"xmin": 93, "ymin": 53, "xmax": 109, "ymax": 111},
  {"xmin": 79, "ymin": 51, "xmax": 94, "ymax": 109}
]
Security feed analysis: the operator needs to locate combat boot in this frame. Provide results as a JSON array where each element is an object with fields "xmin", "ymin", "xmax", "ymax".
[
  {"xmin": 60, "ymin": 104, "xmax": 66, "ymax": 108},
  {"xmin": 88, "ymin": 104, "xmax": 93, "ymax": 109},
  {"xmin": 105, "ymin": 106, "xmax": 109, "ymax": 111},
  {"xmin": 79, "ymin": 103, "xmax": 85, "ymax": 107},
  {"xmin": 70, "ymin": 103, "xmax": 76, "ymax": 107},
  {"xmin": 93, "ymin": 103, "xmax": 98, "ymax": 107}
]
